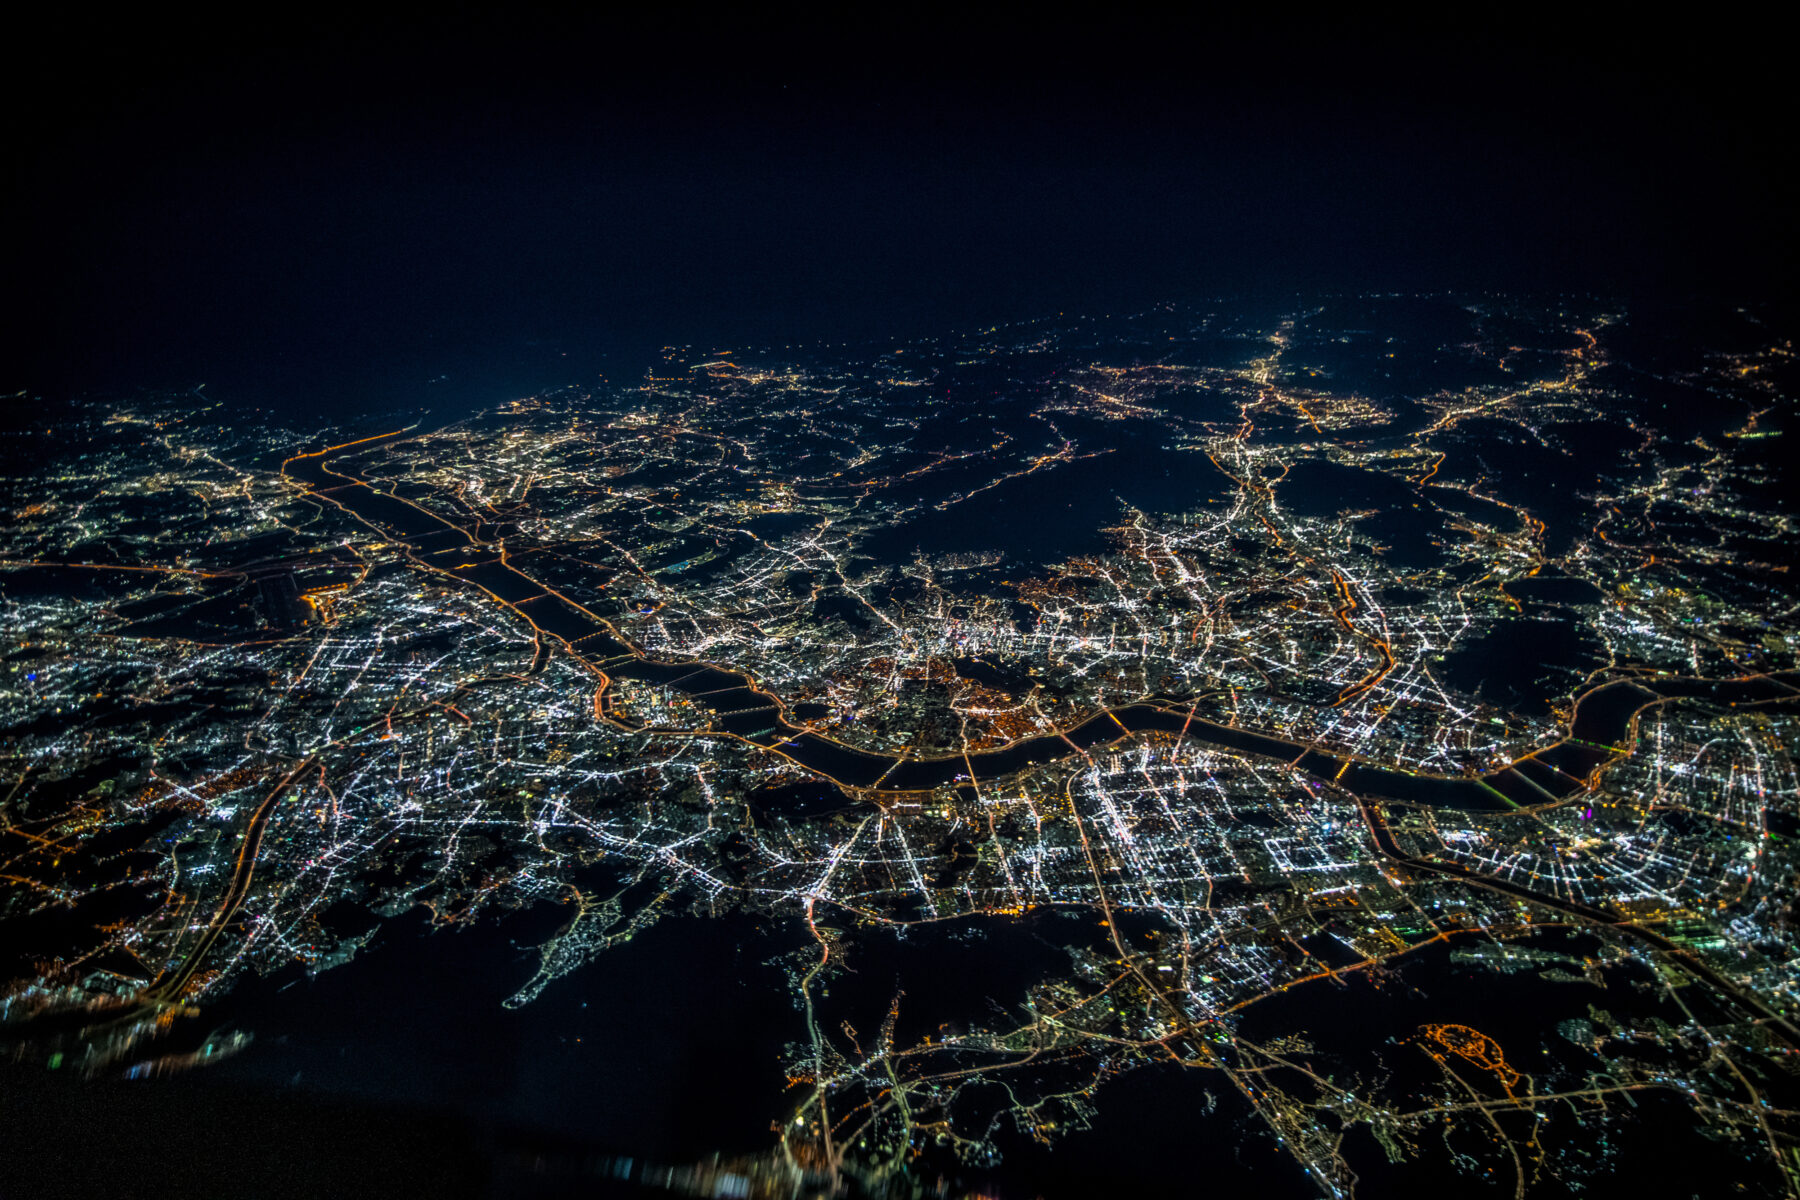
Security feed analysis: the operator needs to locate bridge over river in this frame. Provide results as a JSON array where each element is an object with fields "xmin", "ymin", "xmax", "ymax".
[{"xmin": 285, "ymin": 432, "xmax": 1798, "ymax": 812}]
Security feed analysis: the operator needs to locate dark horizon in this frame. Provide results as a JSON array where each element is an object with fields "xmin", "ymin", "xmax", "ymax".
[{"xmin": 5, "ymin": 15, "xmax": 1795, "ymax": 410}]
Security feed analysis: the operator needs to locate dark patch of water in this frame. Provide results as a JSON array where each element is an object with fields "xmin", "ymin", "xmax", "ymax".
[{"xmin": 511, "ymin": 594, "xmax": 607, "ymax": 643}]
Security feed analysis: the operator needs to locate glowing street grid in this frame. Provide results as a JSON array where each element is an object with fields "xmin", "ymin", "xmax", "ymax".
[{"xmin": 4, "ymin": 297, "xmax": 1798, "ymax": 1197}]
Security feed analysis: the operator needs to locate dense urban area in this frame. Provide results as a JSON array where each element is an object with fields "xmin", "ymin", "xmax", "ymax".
[{"xmin": 3, "ymin": 297, "xmax": 1797, "ymax": 1198}]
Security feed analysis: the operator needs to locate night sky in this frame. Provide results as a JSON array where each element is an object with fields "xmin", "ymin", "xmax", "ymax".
[{"xmin": 6, "ymin": 15, "xmax": 1795, "ymax": 408}]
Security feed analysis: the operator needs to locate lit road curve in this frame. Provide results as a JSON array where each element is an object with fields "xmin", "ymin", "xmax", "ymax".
[{"xmin": 145, "ymin": 754, "xmax": 320, "ymax": 1004}]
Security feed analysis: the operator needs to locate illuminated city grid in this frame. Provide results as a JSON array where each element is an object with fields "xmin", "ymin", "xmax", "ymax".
[{"xmin": 3, "ymin": 298, "xmax": 1797, "ymax": 1197}]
